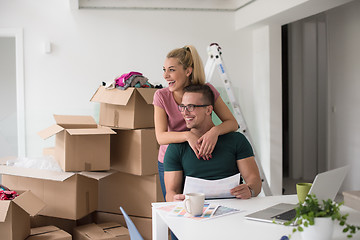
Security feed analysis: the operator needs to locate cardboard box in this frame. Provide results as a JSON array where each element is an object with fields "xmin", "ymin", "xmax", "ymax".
[
  {"xmin": 110, "ymin": 128, "xmax": 158, "ymax": 176},
  {"xmin": 98, "ymin": 171, "xmax": 164, "ymax": 218},
  {"xmin": 0, "ymin": 165, "xmax": 115, "ymax": 220},
  {"xmin": 90, "ymin": 86, "xmax": 157, "ymax": 129},
  {"xmin": 31, "ymin": 212, "xmax": 94, "ymax": 235},
  {"xmin": 43, "ymin": 147, "xmax": 55, "ymax": 156},
  {"xmin": 27, "ymin": 226, "xmax": 71, "ymax": 240},
  {"xmin": 38, "ymin": 115, "xmax": 116, "ymax": 172},
  {"xmin": 343, "ymin": 191, "xmax": 360, "ymax": 211},
  {"xmin": 95, "ymin": 212, "xmax": 152, "ymax": 240},
  {"xmin": 0, "ymin": 190, "xmax": 45, "ymax": 240},
  {"xmin": 73, "ymin": 222, "xmax": 130, "ymax": 240}
]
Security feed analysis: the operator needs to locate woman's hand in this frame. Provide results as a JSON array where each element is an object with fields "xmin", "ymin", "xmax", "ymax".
[
  {"xmin": 197, "ymin": 127, "xmax": 219, "ymax": 160},
  {"xmin": 186, "ymin": 131, "xmax": 201, "ymax": 159}
]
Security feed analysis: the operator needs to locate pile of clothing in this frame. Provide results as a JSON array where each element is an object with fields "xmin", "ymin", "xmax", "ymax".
[
  {"xmin": 0, "ymin": 184, "xmax": 18, "ymax": 200},
  {"xmin": 103, "ymin": 71, "xmax": 162, "ymax": 90}
]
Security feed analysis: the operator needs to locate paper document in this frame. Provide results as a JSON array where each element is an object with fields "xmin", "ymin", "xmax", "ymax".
[
  {"xmin": 183, "ymin": 173, "xmax": 241, "ymax": 199},
  {"xmin": 213, "ymin": 205, "xmax": 241, "ymax": 218},
  {"xmin": 169, "ymin": 203, "xmax": 218, "ymax": 220},
  {"xmin": 156, "ymin": 202, "xmax": 241, "ymax": 221}
]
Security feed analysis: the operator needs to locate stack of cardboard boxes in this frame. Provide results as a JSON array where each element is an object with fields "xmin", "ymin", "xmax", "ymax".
[
  {"xmin": 0, "ymin": 190, "xmax": 47, "ymax": 240},
  {"xmin": 0, "ymin": 114, "xmax": 119, "ymax": 239},
  {"xmin": 91, "ymin": 86, "xmax": 164, "ymax": 239},
  {"xmin": 0, "ymin": 86, "xmax": 163, "ymax": 239}
]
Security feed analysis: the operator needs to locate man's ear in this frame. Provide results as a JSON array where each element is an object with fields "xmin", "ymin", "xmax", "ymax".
[
  {"xmin": 185, "ymin": 67, "xmax": 193, "ymax": 77},
  {"xmin": 206, "ymin": 105, "xmax": 213, "ymax": 115}
]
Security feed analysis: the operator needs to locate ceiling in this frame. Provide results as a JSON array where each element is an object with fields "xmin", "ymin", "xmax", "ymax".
[{"xmin": 77, "ymin": 0, "xmax": 256, "ymax": 11}]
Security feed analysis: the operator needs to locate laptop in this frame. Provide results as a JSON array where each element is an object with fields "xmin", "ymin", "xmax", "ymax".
[{"xmin": 245, "ymin": 165, "xmax": 349, "ymax": 225}]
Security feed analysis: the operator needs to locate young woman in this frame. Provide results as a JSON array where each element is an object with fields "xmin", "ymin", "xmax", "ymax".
[{"xmin": 153, "ymin": 45, "xmax": 238, "ymax": 199}]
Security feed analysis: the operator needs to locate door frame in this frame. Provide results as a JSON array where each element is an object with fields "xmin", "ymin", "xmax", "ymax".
[{"xmin": 0, "ymin": 28, "xmax": 26, "ymax": 157}]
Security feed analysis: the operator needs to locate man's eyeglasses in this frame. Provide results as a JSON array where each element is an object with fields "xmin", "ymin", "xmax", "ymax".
[{"xmin": 178, "ymin": 104, "xmax": 210, "ymax": 112}]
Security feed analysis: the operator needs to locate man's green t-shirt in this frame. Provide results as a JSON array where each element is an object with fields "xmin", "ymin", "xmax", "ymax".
[{"xmin": 164, "ymin": 132, "xmax": 254, "ymax": 180}]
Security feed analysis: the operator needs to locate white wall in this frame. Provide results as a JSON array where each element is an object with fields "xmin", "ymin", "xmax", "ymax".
[
  {"xmin": 0, "ymin": 0, "xmax": 239, "ymax": 157},
  {"xmin": 327, "ymin": 1, "xmax": 360, "ymax": 191},
  {"xmin": 233, "ymin": 0, "xmax": 358, "ymax": 194}
]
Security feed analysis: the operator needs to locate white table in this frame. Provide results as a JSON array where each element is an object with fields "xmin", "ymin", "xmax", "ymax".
[{"xmin": 152, "ymin": 195, "xmax": 360, "ymax": 240}]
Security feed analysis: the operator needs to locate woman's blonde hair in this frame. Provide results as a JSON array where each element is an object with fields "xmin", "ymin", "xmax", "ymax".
[{"xmin": 166, "ymin": 45, "xmax": 206, "ymax": 85}]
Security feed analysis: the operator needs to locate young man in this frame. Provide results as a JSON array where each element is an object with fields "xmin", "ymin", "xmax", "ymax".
[{"xmin": 164, "ymin": 84, "xmax": 262, "ymax": 202}]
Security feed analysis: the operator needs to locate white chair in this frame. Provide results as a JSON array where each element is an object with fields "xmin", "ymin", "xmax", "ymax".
[{"xmin": 120, "ymin": 206, "xmax": 144, "ymax": 240}]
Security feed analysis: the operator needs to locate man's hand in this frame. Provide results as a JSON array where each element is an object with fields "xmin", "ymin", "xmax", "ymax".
[
  {"xmin": 165, "ymin": 171, "xmax": 185, "ymax": 202},
  {"xmin": 173, "ymin": 194, "xmax": 185, "ymax": 201},
  {"xmin": 230, "ymin": 184, "xmax": 252, "ymax": 199}
]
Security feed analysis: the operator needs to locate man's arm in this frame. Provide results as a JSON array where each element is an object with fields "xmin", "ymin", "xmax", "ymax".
[
  {"xmin": 164, "ymin": 170, "xmax": 185, "ymax": 202},
  {"xmin": 230, "ymin": 156, "xmax": 262, "ymax": 199}
]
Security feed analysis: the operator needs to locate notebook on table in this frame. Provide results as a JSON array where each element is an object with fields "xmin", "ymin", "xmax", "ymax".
[{"xmin": 244, "ymin": 165, "xmax": 349, "ymax": 225}]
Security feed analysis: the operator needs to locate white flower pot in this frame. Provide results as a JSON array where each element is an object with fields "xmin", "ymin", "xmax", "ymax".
[{"xmin": 300, "ymin": 217, "xmax": 334, "ymax": 240}]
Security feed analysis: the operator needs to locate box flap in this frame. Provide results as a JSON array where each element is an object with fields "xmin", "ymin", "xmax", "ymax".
[
  {"xmin": 136, "ymin": 88, "xmax": 157, "ymax": 104},
  {"xmin": 90, "ymin": 86, "xmax": 135, "ymax": 106},
  {"xmin": 106, "ymin": 226, "xmax": 129, "ymax": 237},
  {"xmin": 79, "ymin": 169, "xmax": 117, "ymax": 180},
  {"xmin": 76, "ymin": 222, "xmax": 129, "ymax": 239},
  {"xmin": 38, "ymin": 124, "xmax": 64, "ymax": 139},
  {"xmin": 43, "ymin": 147, "xmax": 55, "ymax": 156},
  {"xmin": 100, "ymin": 222, "xmax": 129, "ymax": 237},
  {"xmin": 0, "ymin": 156, "xmax": 17, "ymax": 163},
  {"xmin": 13, "ymin": 190, "xmax": 46, "ymax": 216},
  {"xmin": 30, "ymin": 226, "xmax": 60, "ymax": 235},
  {"xmin": 0, "ymin": 164, "xmax": 75, "ymax": 181},
  {"xmin": 66, "ymin": 127, "xmax": 116, "ymax": 136},
  {"xmin": 98, "ymin": 222, "xmax": 122, "ymax": 229},
  {"xmin": 77, "ymin": 223, "xmax": 106, "ymax": 239},
  {"xmin": 54, "ymin": 115, "xmax": 97, "ymax": 129},
  {"xmin": 0, "ymin": 201, "xmax": 11, "ymax": 223}
]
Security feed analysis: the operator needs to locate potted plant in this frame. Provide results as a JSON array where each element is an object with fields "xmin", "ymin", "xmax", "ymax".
[{"xmin": 284, "ymin": 194, "xmax": 360, "ymax": 239}]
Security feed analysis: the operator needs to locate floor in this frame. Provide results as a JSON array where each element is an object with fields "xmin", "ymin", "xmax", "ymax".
[{"xmin": 282, "ymin": 177, "xmax": 344, "ymax": 203}]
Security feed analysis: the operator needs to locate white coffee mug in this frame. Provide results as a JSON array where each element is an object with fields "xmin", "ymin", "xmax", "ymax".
[{"xmin": 184, "ymin": 193, "xmax": 205, "ymax": 216}]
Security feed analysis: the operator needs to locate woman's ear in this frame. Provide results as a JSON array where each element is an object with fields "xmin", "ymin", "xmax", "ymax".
[{"xmin": 185, "ymin": 67, "xmax": 193, "ymax": 77}]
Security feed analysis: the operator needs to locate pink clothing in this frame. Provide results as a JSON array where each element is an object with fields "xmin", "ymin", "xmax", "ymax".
[
  {"xmin": 115, "ymin": 71, "xmax": 142, "ymax": 87},
  {"xmin": 153, "ymin": 83, "xmax": 220, "ymax": 163}
]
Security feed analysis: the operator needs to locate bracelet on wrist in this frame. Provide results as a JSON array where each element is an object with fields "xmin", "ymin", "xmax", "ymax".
[{"xmin": 247, "ymin": 185, "xmax": 255, "ymax": 197}]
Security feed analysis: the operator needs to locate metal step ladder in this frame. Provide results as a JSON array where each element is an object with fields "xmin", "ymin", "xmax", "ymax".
[{"xmin": 204, "ymin": 43, "xmax": 272, "ymax": 196}]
